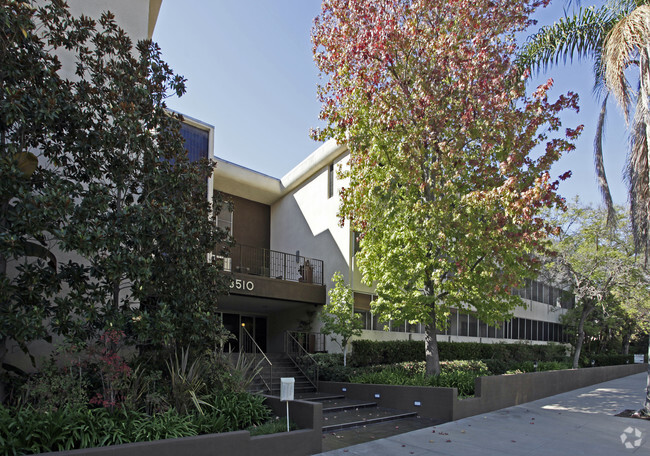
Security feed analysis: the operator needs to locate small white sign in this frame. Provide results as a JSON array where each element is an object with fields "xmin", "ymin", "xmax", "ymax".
[
  {"xmin": 280, "ymin": 377, "xmax": 295, "ymax": 401},
  {"xmin": 634, "ymin": 354, "xmax": 644, "ymax": 364}
]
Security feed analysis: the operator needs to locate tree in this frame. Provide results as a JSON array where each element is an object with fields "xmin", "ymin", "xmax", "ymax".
[
  {"xmin": 546, "ymin": 202, "xmax": 646, "ymax": 368},
  {"xmin": 0, "ymin": 0, "xmax": 90, "ymax": 368},
  {"xmin": 313, "ymin": 0, "xmax": 581, "ymax": 375},
  {"xmin": 518, "ymin": 0, "xmax": 650, "ymax": 258},
  {"xmin": 320, "ymin": 272, "xmax": 363, "ymax": 367},
  {"xmin": 0, "ymin": 0, "xmax": 231, "ymax": 362}
]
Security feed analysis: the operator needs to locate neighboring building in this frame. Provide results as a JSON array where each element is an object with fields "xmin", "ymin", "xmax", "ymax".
[{"xmin": 210, "ymin": 137, "xmax": 573, "ymax": 355}]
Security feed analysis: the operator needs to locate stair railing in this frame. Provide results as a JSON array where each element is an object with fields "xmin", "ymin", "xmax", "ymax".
[
  {"xmin": 240, "ymin": 326, "xmax": 272, "ymax": 393},
  {"xmin": 284, "ymin": 331, "xmax": 319, "ymax": 390}
]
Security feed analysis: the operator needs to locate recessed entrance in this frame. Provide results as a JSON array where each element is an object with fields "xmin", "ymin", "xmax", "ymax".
[{"xmin": 221, "ymin": 312, "xmax": 267, "ymax": 352}]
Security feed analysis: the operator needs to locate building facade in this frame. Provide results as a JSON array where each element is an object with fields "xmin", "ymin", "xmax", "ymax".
[{"xmin": 207, "ymin": 132, "xmax": 572, "ymax": 355}]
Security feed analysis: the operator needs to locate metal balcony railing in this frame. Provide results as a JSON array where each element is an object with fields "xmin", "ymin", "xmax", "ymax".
[{"xmin": 221, "ymin": 244, "xmax": 324, "ymax": 285}]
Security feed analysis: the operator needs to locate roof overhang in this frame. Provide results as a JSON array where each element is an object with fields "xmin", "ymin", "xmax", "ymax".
[{"xmin": 212, "ymin": 139, "xmax": 348, "ymax": 206}]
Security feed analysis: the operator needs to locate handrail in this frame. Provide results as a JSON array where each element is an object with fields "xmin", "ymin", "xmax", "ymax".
[
  {"xmin": 241, "ymin": 326, "xmax": 272, "ymax": 393},
  {"xmin": 284, "ymin": 331, "xmax": 319, "ymax": 390}
]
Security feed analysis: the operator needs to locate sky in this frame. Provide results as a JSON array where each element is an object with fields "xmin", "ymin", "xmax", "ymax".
[{"xmin": 153, "ymin": 0, "xmax": 628, "ymax": 207}]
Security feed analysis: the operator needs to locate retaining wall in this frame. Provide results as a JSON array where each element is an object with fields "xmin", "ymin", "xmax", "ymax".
[{"xmin": 320, "ymin": 363, "xmax": 648, "ymax": 423}]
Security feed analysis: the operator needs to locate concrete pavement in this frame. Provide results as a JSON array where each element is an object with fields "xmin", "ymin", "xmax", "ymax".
[{"xmin": 315, "ymin": 372, "xmax": 650, "ymax": 455}]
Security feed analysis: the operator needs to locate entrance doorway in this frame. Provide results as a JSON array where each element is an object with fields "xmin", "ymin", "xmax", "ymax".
[{"xmin": 221, "ymin": 313, "xmax": 267, "ymax": 352}]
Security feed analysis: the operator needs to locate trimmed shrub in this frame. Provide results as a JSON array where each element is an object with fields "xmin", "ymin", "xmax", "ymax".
[
  {"xmin": 350, "ymin": 340, "xmax": 424, "ymax": 366},
  {"xmin": 587, "ymin": 353, "xmax": 635, "ymax": 367},
  {"xmin": 349, "ymin": 340, "xmax": 568, "ymax": 367}
]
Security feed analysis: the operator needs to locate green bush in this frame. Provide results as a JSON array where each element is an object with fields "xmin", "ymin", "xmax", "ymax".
[
  {"xmin": 432, "ymin": 371, "xmax": 478, "ymax": 397},
  {"xmin": 586, "ymin": 353, "xmax": 635, "ymax": 367},
  {"xmin": 348, "ymin": 360, "xmax": 489, "ymax": 397},
  {"xmin": 349, "ymin": 340, "xmax": 568, "ymax": 367},
  {"xmin": 311, "ymin": 353, "xmax": 352, "ymax": 381},
  {"xmin": 0, "ymin": 392, "xmax": 271, "ymax": 455},
  {"xmin": 247, "ymin": 418, "xmax": 297, "ymax": 436},
  {"xmin": 208, "ymin": 392, "xmax": 270, "ymax": 431},
  {"xmin": 350, "ymin": 340, "xmax": 424, "ymax": 366}
]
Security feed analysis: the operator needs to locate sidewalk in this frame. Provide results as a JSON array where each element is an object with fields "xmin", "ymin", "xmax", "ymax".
[{"xmin": 315, "ymin": 372, "xmax": 650, "ymax": 455}]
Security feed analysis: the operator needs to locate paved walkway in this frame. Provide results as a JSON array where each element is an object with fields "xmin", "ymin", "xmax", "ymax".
[{"xmin": 315, "ymin": 372, "xmax": 650, "ymax": 455}]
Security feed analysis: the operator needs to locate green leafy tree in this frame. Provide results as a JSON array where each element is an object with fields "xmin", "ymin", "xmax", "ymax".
[
  {"xmin": 546, "ymin": 202, "xmax": 646, "ymax": 367},
  {"xmin": 0, "ymin": 0, "xmax": 232, "ymax": 366},
  {"xmin": 321, "ymin": 272, "xmax": 363, "ymax": 367},
  {"xmin": 0, "ymin": 0, "xmax": 91, "ymax": 369},
  {"xmin": 312, "ymin": 0, "xmax": 581, "ymax": 374},
  {"xmin": 519, "ymin": 0, "xmax": 650, "ymax": 257}
]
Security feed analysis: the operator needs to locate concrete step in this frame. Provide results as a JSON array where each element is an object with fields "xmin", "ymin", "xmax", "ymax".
[{"xmin": 321, "ymin": 399, "xmax": 378, "ymax": 413}]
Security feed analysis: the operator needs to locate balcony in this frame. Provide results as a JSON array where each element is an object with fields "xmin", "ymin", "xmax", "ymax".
[{"xmin": 223, "ymin": 244, "xmax": 324, "ymax": 286}]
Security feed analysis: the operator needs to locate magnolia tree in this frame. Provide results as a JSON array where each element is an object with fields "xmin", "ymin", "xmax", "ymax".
[
  {"xmin": 320, "ymin": 272, "xmax": 364, "ymax": 366},
  {"xmin": 312, "ymin": 0, "xmax": 582, "ymax": 375},
  {"xmin": 0, "ymin": 1, "xmax": 231, "ymax": 362}
]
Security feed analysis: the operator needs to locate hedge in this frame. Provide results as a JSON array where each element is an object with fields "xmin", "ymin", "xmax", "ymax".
[
  {"xmin": 349, "ymin": 340, "xmax": 568, "ymax": 366},
  {"xmin": 583, "ymin": 353, "xmax": 636, "ymax": 367}
]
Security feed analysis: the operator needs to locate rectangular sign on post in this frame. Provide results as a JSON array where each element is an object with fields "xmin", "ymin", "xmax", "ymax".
[
  {"xmin": 280, "ymin": 377, "xmax": 295, "ymax": 401},
  {"xmin": 280, "ymin": 378, "xmax": 295, "ymax": 432},
  {"xmin": 634, "ymin": 354, "xmax": 644, "ymax": 364}
]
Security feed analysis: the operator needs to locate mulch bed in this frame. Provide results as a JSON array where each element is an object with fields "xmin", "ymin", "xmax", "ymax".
[{"xmin": 616, "ymin": 409, "xmax": 650, "ymax": 421}]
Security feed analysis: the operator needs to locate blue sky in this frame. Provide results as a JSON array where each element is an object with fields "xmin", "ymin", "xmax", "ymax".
[{"xmin": 153, "ymin": 0, "xmax": 628, "ymax": 206}]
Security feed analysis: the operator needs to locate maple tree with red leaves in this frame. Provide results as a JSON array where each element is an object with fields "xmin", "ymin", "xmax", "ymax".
[{"xmin": 312, "ymin": 0, "xmax": 583, "ymax": 374}]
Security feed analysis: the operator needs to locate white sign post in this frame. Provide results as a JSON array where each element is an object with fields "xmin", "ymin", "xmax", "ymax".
[
  {"xmin": 280, "ymin": 377, "xmax": 295, "ymax": 432},
  {"xmin": 634, "ymin": 354, "xmax": 644, "ymax": 364}
]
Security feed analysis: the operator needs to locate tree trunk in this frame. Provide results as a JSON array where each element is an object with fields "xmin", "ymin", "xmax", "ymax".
[
  {"xmin": 622, "ymin": 332, "xmax": 631, "ymax": 355},
  {"xmin": 572, "ymin": 301, "xmax": 594, "ymax": 369},
  {"xmin": 343, "ymin": 344, "xmax": 347, "ymax": 367},
  {"xmin": 425, "ymin": 305, "xmax": 440, "ymax": 375}
]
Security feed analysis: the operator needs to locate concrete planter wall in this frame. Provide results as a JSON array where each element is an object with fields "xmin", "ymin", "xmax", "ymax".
[
  {"xmin": 39, "ymin": 398, "xmax": 322, "ymax": 456},
  {"xmin": 453, "ymin": 363, "xmax": 647, "ymax": 420},
  {"xmin": 319, "ymin": 381, "xmax": 457, "ymax": 422},
  {"xmin": 320, "ymin": 363, "xmax": 648, "ymax": 423}
]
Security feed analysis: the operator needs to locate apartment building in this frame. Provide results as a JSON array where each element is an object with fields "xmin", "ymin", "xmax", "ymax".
[{"xmin": 206, "ymin": 129, "xmax": 572, "ymax": 355}]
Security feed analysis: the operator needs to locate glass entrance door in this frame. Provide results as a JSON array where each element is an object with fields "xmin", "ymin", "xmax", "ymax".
[{"xmin": 221, "ymin": 313, "xmax": 267, "ymax": 352}]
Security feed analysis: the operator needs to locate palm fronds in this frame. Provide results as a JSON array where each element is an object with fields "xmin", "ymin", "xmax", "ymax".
[
  {"xmin": 603, "ymin": 4, "xmax": 650, "ymax": 121},
  {"xmin": 517, "ymin": 5, "xmax": 623, "ymax": 74}
]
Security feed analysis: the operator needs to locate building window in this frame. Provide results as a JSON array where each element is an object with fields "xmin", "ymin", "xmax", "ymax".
[
  {"xmin": 180, "ymin": 122, "xmax": 210, "ymax": 162},
  {"xmin": 355, "ymin": 310, "xmax": 372, "ymax": 330},
  {"xmin": 328, "ymin": 163, "xmax": 334, "ymax": 199},
  {"xmin": 217, "ymin": 205, "xmax": 233, "ymax": 233}
]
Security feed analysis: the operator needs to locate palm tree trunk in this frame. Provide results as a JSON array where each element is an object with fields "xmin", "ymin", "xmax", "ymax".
[{"xmin": 594, "ymin": 94, "xmax": 616, "ymax": 227}]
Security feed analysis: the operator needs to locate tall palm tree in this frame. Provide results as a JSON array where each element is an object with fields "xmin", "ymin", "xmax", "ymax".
[
  {"xmin": 518, "ymin": 1, "xmax": 649, "ymax": 250},
  {"xmin": 518, "ymin": 0, "xmax": 650, "ymax": 417},
  {"xmin": 602, "ymin": 3, "xmax": 650, "ymax": 260}
]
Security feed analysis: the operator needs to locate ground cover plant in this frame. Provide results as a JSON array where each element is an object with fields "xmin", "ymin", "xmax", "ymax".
[{"xmin": 0, "ymin": 332, "xmax": 279, "ymax": 455}]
